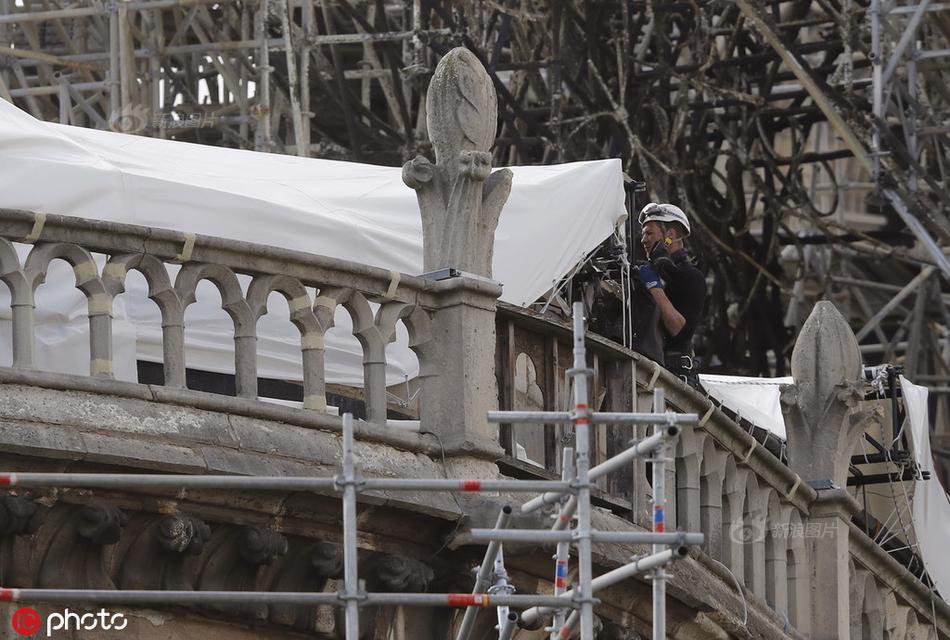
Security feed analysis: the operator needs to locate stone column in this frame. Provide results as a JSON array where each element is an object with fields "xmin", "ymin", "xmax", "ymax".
[
  {"xmin": 780, "ymin": 301, "xmax": 880, "ymax": 639},
  {"xmin": 403, "ymin": 47, "xmax": 512, "ymax": 457}
]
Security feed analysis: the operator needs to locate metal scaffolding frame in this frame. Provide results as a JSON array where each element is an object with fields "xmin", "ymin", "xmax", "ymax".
[{"xmin": 0, "ymin": 303, "xmax": 701, "ymax": 640}]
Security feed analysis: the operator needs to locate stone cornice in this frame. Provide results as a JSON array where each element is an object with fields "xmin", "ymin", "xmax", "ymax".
[{"xmin": 0, "ymin": 368, "xmax": 439, "ymax": 457}]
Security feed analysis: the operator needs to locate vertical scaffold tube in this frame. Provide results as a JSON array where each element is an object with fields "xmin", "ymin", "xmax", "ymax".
[
  {"xmin": 455, "ymin": 506, "xmax": 513, "ymax": 640},
  {"xmin": 551, "ymin": 447, "xmax": 575, "ymax": 638},
  {"xmin": 341, "ymin": 413, "xmax": 360, "ymax": 640},
  {"xmin": 571, "ymin": 301, "xmax": 595, "ymax": 639},
  {"xmin": 870, "ymin": 0, "xmax": 882, "ymax": 183},
  {"xmin": 652, "ymin": 388, "xmax": 667, "ymax": 640}
]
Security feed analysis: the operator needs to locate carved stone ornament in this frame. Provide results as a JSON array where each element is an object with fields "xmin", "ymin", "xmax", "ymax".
[
  {"xmin": 781, "ymin": 301, "xmax": 873, "ymax": 486},
  {"xmin": 197, "ymin": 525, "xmax": 289, "ymax": 620},
  {"xmin": 263, "ymin": 540, "xmax": 343, "ymax": 630},
  {"xmin": 37, "ymin": 503, "xmax": 128, "ymax": 589},
  {"xmin": 0, "ymin": 495, "xmax": 45, "ymax": 536},
  {"xmin": 117, "ymin": 514, "xmax": 211, "ymax": 591},
  {"xmin": 373, "ymin": 554, "xmax": 435, "ymax": 593},
  {"xmin": 402, "ymin": 47, "xmax": 513, "ymax": 277}
]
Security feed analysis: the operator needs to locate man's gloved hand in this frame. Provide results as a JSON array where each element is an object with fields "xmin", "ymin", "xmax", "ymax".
[
  {"xmin": 649, "ymin": 239, "xmax": 676, "ymax": 277},
  {"xmin": 649, "ymin": 239, "xmax": 671, "ymax": 263},
  {"xmin": 638, "ymin": 263, "xmax": 664, "ymax": 290}
]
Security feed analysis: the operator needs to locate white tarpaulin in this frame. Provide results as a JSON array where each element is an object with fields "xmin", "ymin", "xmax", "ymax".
[
  {"xmin": 698, "ymin": 374, "xmax": 792, "ymax": 439},
  {"xmin": 901, "ymin": 376, "xmax": 950, "ymax": 602},
  {"xmin": 0, "ymin": 100, "xmax": 624, "ymax": 386}
]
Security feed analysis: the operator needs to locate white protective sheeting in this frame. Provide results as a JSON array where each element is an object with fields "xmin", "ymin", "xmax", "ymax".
[
  {"xmin": 901, "ymin": 376, "xmax": 950, "ymax": 602},
  {"xmin": 698, "ymin": 374, "xmax": 792, "ymax": 439},
  {"xmin": 0, "ymin": 100, "xmax": 624, "ymax": 386}
]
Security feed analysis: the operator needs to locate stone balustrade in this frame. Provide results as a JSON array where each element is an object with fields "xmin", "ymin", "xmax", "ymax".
[{"xmin": 0, "ymin": 208, "xmax": 506, "ymax": 455}]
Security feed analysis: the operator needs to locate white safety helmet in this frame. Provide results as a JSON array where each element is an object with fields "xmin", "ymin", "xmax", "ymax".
[{"xmin": 638, "ymin": 202, "xmax": 691, "ymax": 236}]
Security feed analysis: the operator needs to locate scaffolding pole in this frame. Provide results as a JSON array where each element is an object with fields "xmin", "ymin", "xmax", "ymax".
[
  {"xmin": 652, "ymin": 388, "xmax": 668, "ymax": 640},
  {"xmin": 455, "ymin": 506, "xmax": 513, "ymax": 640}
]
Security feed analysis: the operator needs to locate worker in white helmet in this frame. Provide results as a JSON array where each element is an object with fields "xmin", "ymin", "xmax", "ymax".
[{"xmin": 637, "ymin": 202, "xmax": 706, "ymax": 382}]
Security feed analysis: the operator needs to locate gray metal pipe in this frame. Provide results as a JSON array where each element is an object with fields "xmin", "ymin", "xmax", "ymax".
[
  {"xmin": 2, "ymin": 473, "xmax": 338, "ymax": 491},
  {"xmin": 2, "ymin": 473, "xmax": 570, "ymax": 494},
  {"xmin": 570, "ymin": 301, "xmax": 595, "ymax": 639},
  {"xmin": 486, "ymin": 411, "xmax": 697, "ymax": 426},
  {"xmin": 360, "ymin": 479, "xmax": 572, "ymax": 493},
  {"xmin": 468, "ymin": 530, "xmax": 704, "ymax": 545},
  {"xmin": 499, "ymin": 611, "xmax": 520, "ymax": 640},
  {"xmin": 455, "ymin": 505, "xmax": 513, "ymax": 640},
  {"xmin": 0, "ymin": 588, "xmax": 579, "ymax": 609},
  {"xmin": 652, "ymin": 389, "xmax": 668, "ymax": 640},
  {"xmin": 520, "ymin": 546, "xmax": 688, "ymax": 629},
  {"xmin": 552, "ymin": 448, "xmax": 575, "ymax": 635},
  {"xmin": 341, "ymin": 414, "xmax": 360, "ymax": 640},
  {"xmin": 521, "ymin": 427, "xmax": 680, "ymax": 514}
]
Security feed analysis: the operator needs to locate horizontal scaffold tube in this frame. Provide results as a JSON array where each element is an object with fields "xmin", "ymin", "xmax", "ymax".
[
  {"xmin": 519, "ymin": 546, "xmax": 689, "ymax": 628},
  {"xmin": 486, "ymin": 411, "xmax": 698, "ymax": 425},
  {"xmin": 468, "ymin": 530, "xmax": 704, "ymax": 545},
  {"xmin": 0, "ymin": 474, "xmax": 572, "ymax": 494},
  {"xmin": 0, "ymin": 588, "xmax": 580, "ymax": 609},
  {"xmin": 0, "ymin": 474, "xmax": 338, "ymax": 491},
  {"xmin": 520, "ymin": 427, "xmax": 681, "ymax": 514}
]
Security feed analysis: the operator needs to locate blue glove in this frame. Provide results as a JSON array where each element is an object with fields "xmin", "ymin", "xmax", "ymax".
[{"xmin": 639, "ymin": 263, "xmax": 664, "ymax": 290}]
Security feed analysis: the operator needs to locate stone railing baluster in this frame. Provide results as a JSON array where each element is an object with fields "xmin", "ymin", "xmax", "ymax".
[
  {"xmin": 24, "ymin": 242, "xmax": 113, "ymax": 378},
  {"xmin": 103, "ymin": 253, "xmax": 186, "ymax": 388},
  {"xmin": 175, "ymin": 263, "xmax": 257, "ymax": 399},
  {"xmin": 0, "ymin": 238, "xmax": 32, "ymax": 369},
  {"xmin": 246, "ymin": 274, "xmax": 324, "ymax": 411}
]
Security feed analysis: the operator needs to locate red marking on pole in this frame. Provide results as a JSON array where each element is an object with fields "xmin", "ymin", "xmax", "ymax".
[
  {"xmin": 559, "ymin": 624, "xmax": 574, "ymax": 638},
  {"xmin": 460, "ymin": 480, "xmax": 481, "ymax": 492},
  {"xmin": 447, "ymin": 594, "xmax": 489, "ymax": 607},
  {"xmin": 0, "ymin": 588, "xmax": 16, "ymax": 602},
  {"xmin": 0, "ymin": 474, "xmax": 13, "ymax": 487},
  {"xmin": 575, "ymin": 417, "xmax": 589, "ymax": 424},
  {"xmin": 575, "ymin": 403, "xmax": 588, "ymax": 409}
]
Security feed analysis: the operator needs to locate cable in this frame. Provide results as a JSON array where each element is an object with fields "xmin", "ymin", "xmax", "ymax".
[
  {"xmin": 420, "ymin": 430, "xmax": 467, "ymax": 560},
  {"xmin": 708, "ymin": 557, "xmax": 748, "ymax": 627}
]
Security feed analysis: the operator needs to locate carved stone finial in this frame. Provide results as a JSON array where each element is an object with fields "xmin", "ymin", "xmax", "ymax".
[
  {"xmin": 402, "ymin": 47, "xmax": 513, "ymax": 277},
  {"xmin": 782, "ymin": 301, "xmax": 867, "ymax": 485}
]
